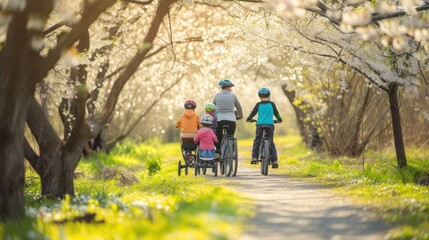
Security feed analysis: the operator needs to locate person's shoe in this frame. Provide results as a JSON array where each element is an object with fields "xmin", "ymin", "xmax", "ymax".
[
  {"xmin": 272, "ymin": 161, "xmax": 279, "ymax": 168},
  {"xmin": 250, "ymin": 158, "xmax": 258, "ymax": 164}
]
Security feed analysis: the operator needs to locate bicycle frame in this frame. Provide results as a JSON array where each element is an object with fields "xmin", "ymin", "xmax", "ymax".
[
  {"xmin": 259, "ymin": 126, "xmax": 271, "ymax": 175},
  {"xmin": 248, "ymin": 119, "xmax": 280, "ymax": 175}
]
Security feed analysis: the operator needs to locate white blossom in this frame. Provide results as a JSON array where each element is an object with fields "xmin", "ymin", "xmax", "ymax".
[
  {"xmin": 414, "ymin": 28, "xmax": 429, "ymax": 42},
  {"xmin": 27, "ymin": 15, "xmax": 46, "ymax": 31},
  {"xmin": 392, "ymin": 36, "xmax": 409, "ymax": 51},
  {"xmin": 5, "ymin": 0, "xmax": 26, "ymax": 12},
  {"xmin": 342, "ymin": 8, "xmax": 372, "ymax": 26},
  {"xmin": 355, "ymin": 26, "xmax": 378, "ymax": 40},
  {"xmin": 378, "ymin": 1, "xmax": 397, "ymax": 14},
  {"xmin": 30, "ymin": 36, "xmax": 44, "ymax": 51},
  {"xmin": 379, "ymin": 20, "xmax": 408, "ymax": 37},
  {"xmin": 400, "ymin": 0, "xmax": 419, "ymax": 15}
]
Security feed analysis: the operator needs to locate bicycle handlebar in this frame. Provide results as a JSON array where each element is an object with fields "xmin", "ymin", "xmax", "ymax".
[{"xmin": 247, "ymin": 119, "xmax": 281, "ymax": 123}]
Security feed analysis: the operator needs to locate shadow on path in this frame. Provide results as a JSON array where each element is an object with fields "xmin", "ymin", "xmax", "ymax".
[{"xmin": 209, "ymin": 162, "xmax": 390, "ymax": 240}]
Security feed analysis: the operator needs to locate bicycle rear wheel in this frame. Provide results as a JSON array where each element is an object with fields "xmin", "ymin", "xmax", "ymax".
[
  {"xmin": 224, "ymin": 141, "xmax": 233, "ymax": 177},
  {"xmin": 214, "ymin": 162, "xmax": 218, "ymax": 177},
  {"xmin": 219, "ymin": 138, "xmax": 227, "ymax": 175},
  {"xmin": 195, "ymin": 163, "xmax": 199, "ymax": 176},
  {"xmin": 178, "ymin": 161, "xmax": 181, "ymax": 176},
  {"xmin": 231, "ymin": 139, "xmax": 238, "ymax": 177},
  {"xmin": 261, "ymin": 140, "xmax": 270, "ymax": 175}
]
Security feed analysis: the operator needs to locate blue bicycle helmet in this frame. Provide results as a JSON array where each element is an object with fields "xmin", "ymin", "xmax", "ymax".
[
  {"xmin": 258, "ymin": 87, "xmax": 270, "ymax": 98},
  {"xmin": 218, "ymin": 79, "xmax": 235, "ymax": 88}
]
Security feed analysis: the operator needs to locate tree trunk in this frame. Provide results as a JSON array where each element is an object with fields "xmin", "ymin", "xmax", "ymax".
[
  {"xmin": 281, "ymin": 86, "xmax": 311, "ymax": 145},
  {"xmin": 0, "ymin": 6, "xmax": 43, "ymax": 220},
  {"xmin": 27, "ymin": 98, "xmax": 88, "ymax": 197},
  {"xmin": 0, "ymin": 89, "xmax": 27, "ymax": 221},
  {"xmin": 26, "ymin": 0, "xmax": 176, "ymax": 199},
  {"xmin": 1, "ymin": 0, "xmax": 114, "ymax": 220},
  {"xmin": 388, "ymin": 84, "xmax": 407, "ymax": 168},
  {"xmin": 281, "ymin": 85, "xmax": 322, "ymax": 150}
]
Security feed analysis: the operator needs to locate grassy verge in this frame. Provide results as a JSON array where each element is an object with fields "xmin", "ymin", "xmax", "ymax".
[
  {"xmin": 1, "ymin": 140, "xmax": 252, "ymax": 240},
  {"xmin": 245, "ymin": 135, "xmax": 429, "ymax": 240}
]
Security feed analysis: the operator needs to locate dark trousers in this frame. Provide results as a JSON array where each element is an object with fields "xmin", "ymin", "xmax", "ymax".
[
  {"xmin": 215, "ymin": 120, "xmax": 236, "ymax": 153},
  {"xmin": 252, "ymin": 125, "xmax": 278, "ymax": 162}
]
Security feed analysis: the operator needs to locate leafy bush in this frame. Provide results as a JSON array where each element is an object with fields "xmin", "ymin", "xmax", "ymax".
[{"xmin": 146, "ymin": 158, "xmax": 162, "ymax": 176}]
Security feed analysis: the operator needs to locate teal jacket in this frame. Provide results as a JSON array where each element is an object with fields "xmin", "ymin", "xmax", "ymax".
[{"xmin": 246, "ymin": 101, "xmax": 282, "ymax": 125}]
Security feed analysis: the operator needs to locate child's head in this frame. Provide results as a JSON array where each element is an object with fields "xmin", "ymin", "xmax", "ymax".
[
  {"xmin": 204, "ymin": 103, "xmax": 216, "ymax": 114},
  {"xmin": 258, "ymin": 87, "xmax": 270, "ymax": 99},
  {"xmin": 184, "ymin": 100, "xmax": 197, "ymax": 110},
  {"xmin": 200, "ymin": 114, "xmax": 214, "ymax": 128}
]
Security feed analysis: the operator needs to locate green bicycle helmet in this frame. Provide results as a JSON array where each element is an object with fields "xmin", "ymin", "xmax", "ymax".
[{"xmin": 204, "ymin": 103, "xmax": 216, "ymax": 113}]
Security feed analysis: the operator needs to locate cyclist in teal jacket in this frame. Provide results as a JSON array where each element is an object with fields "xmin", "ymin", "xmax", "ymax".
[{"xmin": 246, "ymin": 87, "xmax": 282, "ymax": 168}]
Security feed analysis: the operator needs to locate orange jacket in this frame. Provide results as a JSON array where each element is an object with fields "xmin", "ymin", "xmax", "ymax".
[{"xmin": 176, "ymin": 109, "xmax": 200, "ymax": 133}]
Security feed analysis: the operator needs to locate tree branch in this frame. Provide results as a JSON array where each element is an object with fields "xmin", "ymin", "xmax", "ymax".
[
  {"xmin": 41, "ymin": 0, "xmax": 116, "ymax": 80},
  {"xmin": 93, "ymin": 0, "xmax": 177, "ymax": 132},
  {"xmin": 122, "ymin": 0, "xmax": 154, "ymax": 5},
  {"xmin": 372, "ymin": 4, "xmax": 429, "ymax": 22},
  {"xmin": 24, "ymin": 137, "xmax": 40, "ymax": 175},
  {"xmin": 109, "ymin": 74, "xmax": 185, "ymax": 143}
]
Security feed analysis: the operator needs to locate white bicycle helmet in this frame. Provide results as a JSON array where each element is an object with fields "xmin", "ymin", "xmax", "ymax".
[{"xmin": 200, "ymin": 114, "xmax": 214, "ymax": 125}]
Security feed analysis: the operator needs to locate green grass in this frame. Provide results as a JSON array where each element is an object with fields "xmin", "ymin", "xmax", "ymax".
[
  {"xmin": 5, "ymin": 135, "xmax": 429, "ymax": 239},
  {"xmin": 266, "ymin": 135, "xmax": 429, "ymax": 240},
  {"xmin": 1, "ymin": 140, "xmax": 252, "ymax": 240}
]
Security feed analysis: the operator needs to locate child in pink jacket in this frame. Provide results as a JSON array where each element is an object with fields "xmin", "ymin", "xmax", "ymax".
[{"xmin": 194, "ymin": 114, "xmax": 218, "ymax": 159}]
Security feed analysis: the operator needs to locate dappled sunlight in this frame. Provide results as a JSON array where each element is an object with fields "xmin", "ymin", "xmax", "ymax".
[{"xmin": 1, "ymin": 1, "xmax": 429, "ymax": 240}]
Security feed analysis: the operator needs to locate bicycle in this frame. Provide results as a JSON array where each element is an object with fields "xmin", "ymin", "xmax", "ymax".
[
  {"xmin": 248, "ymin": 119, "xmax": 280, "ymax": 175},
  {"xmin": 177, "ymin": 138, "xmax": 198, "ymax": 176},
  {"xmin": 219, "ymin": 125, "xmax": 238, "ymax": 177},
  {"xmin": 194, "ymin": 150, "xmax": 218, "ymax": 177}
]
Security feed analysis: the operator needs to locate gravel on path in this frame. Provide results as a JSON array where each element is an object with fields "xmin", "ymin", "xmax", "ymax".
[{"xmin": 218, "ymin": 164, "xmax": 390, "ymax": 240}]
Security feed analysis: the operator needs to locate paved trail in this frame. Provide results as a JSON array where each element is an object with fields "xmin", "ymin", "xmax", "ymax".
[{"xmin": 217, "ymin": 162, "xmax": 390, "ymax": 240}]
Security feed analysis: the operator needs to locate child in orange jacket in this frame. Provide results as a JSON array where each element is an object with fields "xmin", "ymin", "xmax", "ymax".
[{"xmin": 176, "ymin": 100, "xmax": 201, "ymax": 139}]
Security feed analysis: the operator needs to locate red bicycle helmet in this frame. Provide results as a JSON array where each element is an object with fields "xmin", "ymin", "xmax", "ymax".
[{"xmin": 184, "ymin": 100, "xmax": 197, "ymax": 109}]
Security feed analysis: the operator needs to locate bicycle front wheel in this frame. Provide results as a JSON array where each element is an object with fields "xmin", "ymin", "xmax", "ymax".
[{"xmin": 261, "ymin": 140, "xmax": 270, "ymax": 175}]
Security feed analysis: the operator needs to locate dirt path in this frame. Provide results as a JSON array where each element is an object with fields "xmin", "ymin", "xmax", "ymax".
[{"xmin": 217, "ymin": 162, "xmax": 390, "ymax": 240}]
